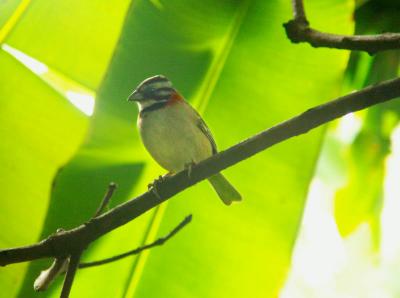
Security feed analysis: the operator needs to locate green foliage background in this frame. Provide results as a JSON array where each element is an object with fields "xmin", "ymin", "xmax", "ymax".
[{"xmin": 1, "ymin": 0, "xmax": 398, "ymax": 297}]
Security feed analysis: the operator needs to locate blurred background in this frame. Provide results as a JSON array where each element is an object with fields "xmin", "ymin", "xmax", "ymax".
[{"xmin": 0, "ymin": 0, "xmax": 399, "ymax": 297}]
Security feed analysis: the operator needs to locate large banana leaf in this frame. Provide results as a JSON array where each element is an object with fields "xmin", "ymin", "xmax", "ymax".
[
  {"xmin": 0, "ymin": 0, "xmax": 131, "ymax": 297},
  {"xmin": 5, "ymin": 0, "xmax": 131, "ymax": 89},
  {"xmin": 0, "ymin": 0, "xmax": 23, "ymax": 30},
  {"xmin": 0, "ymin": 50, "xmax": 87, "ymax": 298},
  {"xmin": 0, "ymin": 1, "xmax": 353, "ymax": 297}
]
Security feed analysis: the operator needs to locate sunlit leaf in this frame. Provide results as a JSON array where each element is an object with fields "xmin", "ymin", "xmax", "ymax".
[
  {"xmin": 334, "ymin": 124, "xmax": 389, "ymax": 246},
  {"xmin": 2, "ymin": 44, "xmax": 95, "ymax": 115},
  {"xmin": 334, "ymin": 1, "xmax": 400, "ymax": 247},
  {"xmin": 0, "ymin": 50, "xmax": 87, "ymax": 297},
  {"xmin": 1, "ymin": 1, "xmax": 353, "ymax": 297},
  {"xmin": 131, "ymin": 1, "xmax": 353, "ymax": 297},
  {"xmin": 5, "ymin": 0, "xmax": 131, "ymax": 89},
  {"xmin": 0, "ymin": 0, "xmax": 29, "ymax": 42},
  {"xmin": 0, "ymin": 1, "xmax": 133, "ymax": 297},
  {"xmin": 15, "ymin": 1, "xmax": 353, "ymax": 297}
]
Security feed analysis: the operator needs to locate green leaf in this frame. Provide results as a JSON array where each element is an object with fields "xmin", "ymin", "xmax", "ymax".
[
  {"xmin": 18, "ymin": 1, "xmax": 352, "ymax": 297},
  {"xmin": 0, "ymin": 0, "xmax": 25, "ymax": 30},
  {"xmin": 128, "ymin": 1, "xmax": 354, "ymax": 297},
  {"xmin": 5, "ymin": 0, "xmax": 131, "ymax": 89},
  {"xmin": 0, "ymin": 1, "xmax": 133, "ymax": 297},
  {"xmin": 334, "ymin": 121, "xmax": 389, "ymax": 247},
  {"xmin": 0, "ymin": 50, "xmax": 87, "ymax": 297},
  {"xmin": 334, "ymin": 1, "xmax": 400, "ymax": 246},
  {"xmin": 1, "ymin": 0, "xmax": 353, "ymax": 297}
]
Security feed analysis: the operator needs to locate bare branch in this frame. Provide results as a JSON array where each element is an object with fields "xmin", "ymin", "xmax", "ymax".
[
  {"xmin": 291, "ymin": 0, "xmax": 307, "ymax": 24},
  {"xmin": 33, "ymin": 184, "xmax": 117, "ymax": 293},
  {"xmin": 34, "ymin": 257, "xmax": 69, "ymax": 291},
  {"xmin": 284, "ymin": 0, "xmax": 400, "ymax": 54},
  {"xmin": 60, "ymin": 252, "xmax": 82, "ymax": 298},
  {"xmin": 94, "ymin": 183, "xmax": 117, "ymax": 218},
  {"xmin": 79, "ymin": 214, "xmax": 192, "ymax": 269},
  {"xmin": 1, "ymin": 77, "xmax": 399, "ymax": 268}
]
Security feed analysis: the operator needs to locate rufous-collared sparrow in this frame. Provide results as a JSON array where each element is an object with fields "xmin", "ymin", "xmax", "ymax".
[{"xmin": 128, "ymin": 75, "xmax": 241, "ymax": 205}]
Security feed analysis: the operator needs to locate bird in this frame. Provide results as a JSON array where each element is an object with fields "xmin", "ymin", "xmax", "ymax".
[{"xmin": 128, "ymin": 75, "xmax": 241, "ymax": 205}]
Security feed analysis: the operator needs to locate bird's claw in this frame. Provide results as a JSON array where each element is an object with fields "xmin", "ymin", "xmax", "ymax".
[
  {"xmin": 148, "ymin": 175, "xmax": 165, "ymax": 199},
  {"xmin": 184, "ymin": 161, "xmax": 196, "ymax": 180}
]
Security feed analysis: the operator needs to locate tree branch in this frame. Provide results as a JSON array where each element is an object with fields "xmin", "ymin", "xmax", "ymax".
[
  {"xmin": 33, "ymin": 183, "xmax": 119, "ymax": 292},
  {"xmin": 34, "ymin": 256, "xmax": 69, "ymax": 291},
  {"xmin": 284, "ymin": 0, "xmax": 400, "ymax": 54},
  {"xmin": 1, "ymin": 77, "xmax": 399, "ymax": 268},
  {"xmin": 291, "ymin": 0, "xmax": 307, "ymax": 24},
  {"xmin": 60, "ymin": 252, "xmax": 81, "ymax": 298},
  {"xmin": 79, "ymin": 214, "xmax": 192, "ymax": 269},
  {"xmin": 93, "ymin": 182, "xmax": 117, "ymax": 218}
]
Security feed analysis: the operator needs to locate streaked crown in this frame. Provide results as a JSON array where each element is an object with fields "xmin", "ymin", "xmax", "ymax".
[{"xmin": 128, "ymin": 75, "xmax": 174, "ymax": 102}]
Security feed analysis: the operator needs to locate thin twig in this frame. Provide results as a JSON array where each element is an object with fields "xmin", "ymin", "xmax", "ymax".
[
  {"xmin": 79, "ymin": 214, "xmax": 192, "ymax": 269},
  {"xmin": 33, "ymin": 184, "xmax": 117, "ymax": 293},
  {"xmin": 94, "ymin": 183, "xmax": 117, "ymax": 218},
  {"xmin": 60, "ymin": 252, "xmax": 82, "ymax": 298},
  {"xmin": 284, "ymin": 0, "xmax": 400, "ymax": 54},
  {"xmin": 1, "ymin": 77, "xmax": 400, "ymax": 267},
  {"xmin": 292, "ymin": 0, "xmax": 307, "ymax": 24},
  {"xmin": 34, "ymin": 257, "xmax": 69, "ymax": 291}
]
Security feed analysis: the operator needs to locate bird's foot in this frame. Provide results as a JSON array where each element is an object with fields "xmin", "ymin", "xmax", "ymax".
[
  {"xmin": 184, "ymin": 161, "xmax": 196, "ymax": 180},
  {"xmin": 147, "ymin": 174, "xmax": 170, "ymax": 199}
]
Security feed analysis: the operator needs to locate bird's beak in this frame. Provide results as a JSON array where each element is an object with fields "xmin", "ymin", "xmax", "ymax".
[{"xmin": 128, "ymin": 89, "xmax": 142, "ymax": 102}]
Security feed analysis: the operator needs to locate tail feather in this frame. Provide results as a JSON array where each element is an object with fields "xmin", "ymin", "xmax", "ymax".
[{"xmin": 208, "ymin": 173, "xmax": 242, "ymax": 205}]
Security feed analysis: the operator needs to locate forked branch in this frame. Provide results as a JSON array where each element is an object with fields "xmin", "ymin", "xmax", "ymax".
[{"xmin": 284, "ymin": 0, "xmax": 400, "ymax": 54}]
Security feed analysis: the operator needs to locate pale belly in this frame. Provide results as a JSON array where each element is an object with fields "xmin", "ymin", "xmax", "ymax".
[{"xmin": 138, "ymin": 102, "xmax": 214, "ymax": 173}]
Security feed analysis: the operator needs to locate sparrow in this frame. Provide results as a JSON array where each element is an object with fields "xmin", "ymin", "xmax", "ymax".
[{"xmin": 128, "ymin": 75, "xmax": 241, "ymax": 205}]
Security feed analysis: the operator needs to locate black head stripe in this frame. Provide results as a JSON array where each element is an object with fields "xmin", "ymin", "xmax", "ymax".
[
  {"xmin": 139, "ymin": 75, "xmax": 169, "ymax": 90},
  {"xmin": 140, "ymin": 100, "xmax": 168, "ymax": 114},
  {"xmin": 134, "ymin": 75, "xmax": 173, "ymax": 101}
]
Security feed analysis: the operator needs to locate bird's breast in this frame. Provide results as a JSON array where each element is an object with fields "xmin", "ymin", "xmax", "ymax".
[{"xmin": 138, "ymin": 102, "xmax": 213, "ymax": 172}]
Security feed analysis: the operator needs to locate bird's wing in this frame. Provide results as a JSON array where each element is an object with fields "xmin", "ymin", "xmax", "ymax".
[
  {"xmin": 196, "ymin": 114, "xmax": 218, "ymax": 155},
  {"xmin": 181, "ymin": 96, "xmax": 218, "ymax": 154}
]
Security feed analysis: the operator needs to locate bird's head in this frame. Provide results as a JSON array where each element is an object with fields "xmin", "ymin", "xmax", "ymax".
[{"xmin": 128, "ymin": 75, "xmax": 174, "ymax": 107}]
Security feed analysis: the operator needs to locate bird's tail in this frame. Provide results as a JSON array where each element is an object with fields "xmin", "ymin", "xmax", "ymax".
[{"xmin": 208, "ymin": 173, "xmax": 242, "ymax": 205}]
